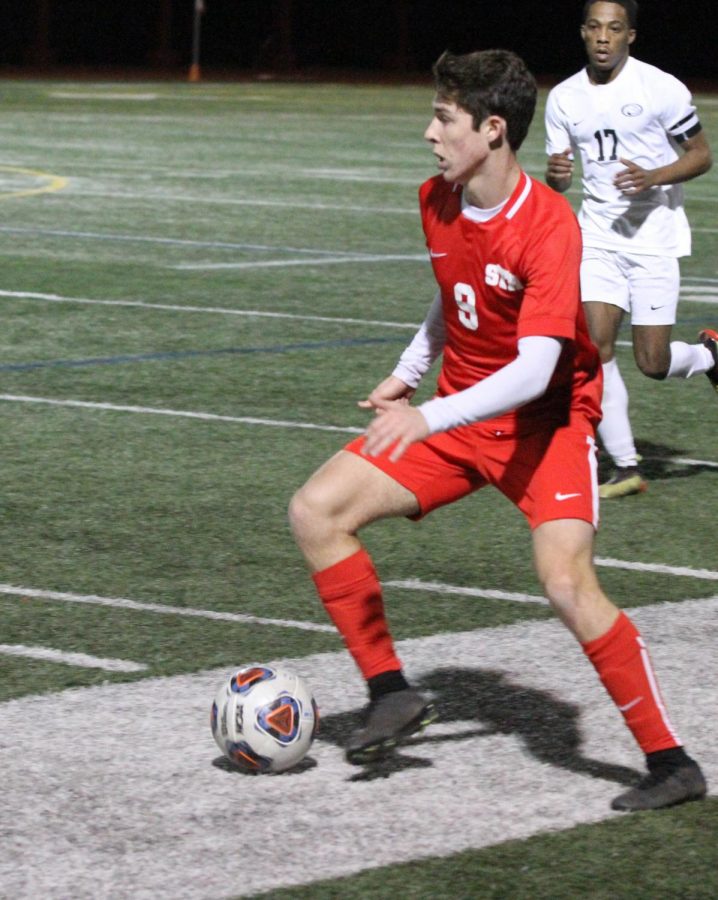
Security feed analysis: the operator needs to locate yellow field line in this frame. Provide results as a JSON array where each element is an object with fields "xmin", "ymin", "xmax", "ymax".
[{"xmin": 0, "ymin": 164, "xmax": 68, "ymax": 199}]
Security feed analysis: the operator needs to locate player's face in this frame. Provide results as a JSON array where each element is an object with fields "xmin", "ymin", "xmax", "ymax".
[
  {"xmin": 581, "ymin": 2, "xmax": 635, "ymax": 81},
  {"xmin": 424, "ymin": 98, "xmax": 491, "ymax": 184}
]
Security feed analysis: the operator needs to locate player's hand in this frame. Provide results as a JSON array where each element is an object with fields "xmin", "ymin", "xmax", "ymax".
[
  {"xmin": 546, "ymin": 148, "xmax": 574, "ymax": 184},
  {"xmin": 362, "ymin": 398, "xmax": 429, "ymax": 462},
  {"xmin": 358, "ymin": 375, "xmax": 415, "ymax": 411},
  {"xmin": 614, "ymin": 158, "xmax": 656, "ymax": 194}
]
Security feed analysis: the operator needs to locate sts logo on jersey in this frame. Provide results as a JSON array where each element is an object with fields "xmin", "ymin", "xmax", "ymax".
[{"xmin": 485, "ymin": 264, "xmax": 523, "ymax": 292}]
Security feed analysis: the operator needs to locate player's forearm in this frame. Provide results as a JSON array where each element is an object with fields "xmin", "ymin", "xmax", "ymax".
[
  {"xmin": 419, "ymin": 336, "xmax": 563, "ymax": 433},
  {"xmin": 651, "ymin": 144, "xmax": 712, "ymax": 186}
]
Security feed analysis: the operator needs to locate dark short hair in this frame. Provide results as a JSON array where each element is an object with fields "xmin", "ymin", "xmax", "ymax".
[
  {"xmin": 582, "ymin": 0, "xmax": 638, "ymax": 28},
  {"xmin": 431, "ymin": 49, "xmax": 537, "ymax": 152}
]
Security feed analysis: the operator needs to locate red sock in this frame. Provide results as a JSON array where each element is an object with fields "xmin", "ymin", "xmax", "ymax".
[
  {"xmin": 582, "ymin": 611, "xmax": 681, "ymax": 754},
  {"xmin": 312, "ymin": 548, "xmax": 401, "ymax": 680}
]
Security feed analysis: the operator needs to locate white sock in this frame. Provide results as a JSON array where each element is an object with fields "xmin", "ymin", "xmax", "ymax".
[
  {"xmin": 667, "ymin": 341, "xmax": 714, "ymax": 378},
  {"xmin": 598, "ymin": 358, "xmax": 638, "ymax": 468}
]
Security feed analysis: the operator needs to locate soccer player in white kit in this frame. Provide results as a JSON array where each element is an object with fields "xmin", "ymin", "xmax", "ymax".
[{"xmin": 545, "ymin": 0, "xmax": 717, "ymax": 499}]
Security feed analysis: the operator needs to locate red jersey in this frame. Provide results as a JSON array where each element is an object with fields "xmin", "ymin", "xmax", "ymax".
[{"xmin": 419, "ymin": 171, "xmax": 602, "ymax": 433}]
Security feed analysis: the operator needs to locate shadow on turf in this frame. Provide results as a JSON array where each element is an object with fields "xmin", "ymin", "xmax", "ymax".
[
  {"xmin": 212, "ymin": 755, "xmax": 318, "ymax": 776},
  {"xmin": 319, "ymin": 666, "xmax": 642, "ymax": 786},
  {"xmin": 598, "ymin": 439, "xmax": 718, "ymax": 483}
]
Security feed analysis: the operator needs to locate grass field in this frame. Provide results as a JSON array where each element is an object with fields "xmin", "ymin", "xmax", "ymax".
[{"xmin": 0, "ymin": 77, "xmax": 716, "ymax": 898}]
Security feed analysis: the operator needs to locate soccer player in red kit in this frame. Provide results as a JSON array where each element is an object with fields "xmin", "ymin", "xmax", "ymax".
[{"xmin": 289, "ymin": 49, "xmax": 706, "ymax": 811}]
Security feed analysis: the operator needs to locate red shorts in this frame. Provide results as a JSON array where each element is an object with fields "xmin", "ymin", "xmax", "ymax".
[{"xmin": 345, "ymin": 419, "xmax": 599, "ymax": 530}]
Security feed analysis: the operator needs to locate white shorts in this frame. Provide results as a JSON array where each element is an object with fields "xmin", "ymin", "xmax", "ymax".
[{"xmin": 580, "ymin": 247, "xmax": 680, "ymax": 326}]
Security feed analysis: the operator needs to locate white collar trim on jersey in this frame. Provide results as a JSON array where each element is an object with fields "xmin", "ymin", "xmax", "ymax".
[
  {"xmin": 460, "ymin": 191, "xmax": 508, "ymax": 222},
  {"xmin": 505, "ymin": 172, "xmax": 532, "ymax": 219},
  {"xmin": 460, "ymin": 172, "xmax": 532, "ymax": 222}
]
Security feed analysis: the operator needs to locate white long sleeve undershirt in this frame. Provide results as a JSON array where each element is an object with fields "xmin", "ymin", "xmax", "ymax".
[
  {"xmin": 392, "ymin": 291, "xmax": 445, "ymax": 388},
  {"xmin": 419, "ymin": 335, "xmax": 564, "ymax": 433},
  {"xmin": 392, "ymin": 300, "xmax": 564, "ymax": 435}
]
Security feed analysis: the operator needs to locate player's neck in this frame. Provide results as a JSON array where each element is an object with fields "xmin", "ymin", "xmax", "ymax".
[
  {"xmin": 463, "ymin": 158, "xmax": 521, "ymax": 210},
  {"xmin": 587, "ymin": 53, "xmax": 630, "ymax": 85}
]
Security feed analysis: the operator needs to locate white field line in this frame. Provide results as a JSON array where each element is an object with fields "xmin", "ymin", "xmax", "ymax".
[
  {"xmin": 0, "ymin": 289, "xmax": 421, "ymax": 329},
  {"xmin": 2, "ymin": 394, "xmax": 717, "ymax": 473},
  {"xmin": 0, "ymin": 643, "xmax": 146, "ymax": 672},
  {"xmin": 680, "ymin": 296, "xmax": 718, "ymax": 303},
  {"xmin": 1, "ymin": 597, "xmax": 716, "ymax": 898},
  {"xmin": 387, "ymin": 557, "xmax": 718, "ymax": 605},
  {"xmin": 2, "ymin": 286, "xmax": 713, "ymax": 329},
  {"xmin": 669, "ymin": 456, "xmax": 718, "ymax": 468},
  {"xmin": 69, "ymin": 188, "xmax": 419, "ymax": 216},
  {"xmin": 0, "ymin": 394, "xmax": 364, "ymax": 435},
  {"xmin": 3, "ymin": 542, "xmax": 716, "ymax": 639},
  {"xmin": 385, "ymin": 579, "xmax": 547, "ymax": 604},
  {"xmin": 172, "ymin": 253, "xmax": 425, "ymax": 271},
  {"xmin": 0, "ymin": 584, "xmax": 336, "ymax": 634},
  {"xmin": 0, "ymin": 225, "xmax": 408, "ymax": 259},
  {"xmin": 595, "ymin": 557, "xmax": 718, "ymax": 580},
  {"xmin": 47, "ymin": 91, "xmax": 234, "ymax": 102},
  {"xmin": 49, "ymin": 91, "xmax": 161, "ymax": 101}
]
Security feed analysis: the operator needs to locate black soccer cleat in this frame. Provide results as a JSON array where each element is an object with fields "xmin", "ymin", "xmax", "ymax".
[
  {"xmin": 345, "ymin": 688, "xmax": 437, "ymax": 765},
  {"xmin": 699, "ymin": 328, "xmax": 718, "ymax": 395},
  {"xmin": 611, "ymin": 759, "xmax": 707, "ymax": 812},
  {"xmin": 598, "ymin": 465, "xmax": 647, "ymax": 500}
]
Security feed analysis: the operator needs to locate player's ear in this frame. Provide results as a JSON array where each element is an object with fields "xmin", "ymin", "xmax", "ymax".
[
  {"xmin": 485, "ymin": 114, "xmax": 507, "ymax": 145},
  {"xmin": 627, "ymin": 28, "xmax": 636, "ymax": 46}
]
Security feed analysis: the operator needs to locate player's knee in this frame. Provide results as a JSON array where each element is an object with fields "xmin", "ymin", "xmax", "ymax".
[
  {"xmin": 288, "ymin": 478, "xmax": 349, "ymax": 549},
  {"xmin": 540, "ymin": 569, "xmax": 581, "ymax": 609},
  {"xmin": 539, "ymin": 568, "xmax": 600, "ymax": 630},
  {"xmin": 637, "ymin": 359, "xmax": 669, "ymax": 380},
  {"xmin": 287, "ymin": 483, "xmax": 325, "ymax": 545},
  {"xmin": 635, "ymin": 348, "xmax": 670, "ymax": 380}
]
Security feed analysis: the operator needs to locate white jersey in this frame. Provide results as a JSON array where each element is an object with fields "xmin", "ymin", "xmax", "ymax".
[{"xmin": 545, "ymin": 56, "xmax": 701, "ymax": 257}]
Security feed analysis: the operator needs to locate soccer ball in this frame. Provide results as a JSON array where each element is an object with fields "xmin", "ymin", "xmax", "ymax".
[{"xmin": 211, "ymin": 664, "xmax": 319, "ymax": 773}]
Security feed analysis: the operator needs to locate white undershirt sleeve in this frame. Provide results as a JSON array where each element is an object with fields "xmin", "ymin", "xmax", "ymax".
[
  {"xmin": 391, "ymin": 291, "xmax": 446, "ymax": 388},
  {"xmin": 419, "ymin": 335, "xmax": 564, "ymax": 434}
]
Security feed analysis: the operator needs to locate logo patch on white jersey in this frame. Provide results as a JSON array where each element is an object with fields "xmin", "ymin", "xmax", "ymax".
[
  {"xmin": 485, "ymin": 264, "xmax": 523, "ymax": 292},
  {"xmin": 621, "ymin": 103, "xmax": 643, "ymax": 117}
]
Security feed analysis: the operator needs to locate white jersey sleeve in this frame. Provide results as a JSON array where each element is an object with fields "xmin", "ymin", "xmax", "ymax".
[
  {"xmin": 545, "ymin": 87, "xmax": 574, "ymax": 157},
  {"xmin": 655, "ymin": 72, "xmax": 700, "ymax": 143}
]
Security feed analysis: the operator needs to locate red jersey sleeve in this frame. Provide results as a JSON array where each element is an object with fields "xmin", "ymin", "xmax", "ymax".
[{"xmin": 516, "ymin": 194, "xmax": 583, "ymax": 342}]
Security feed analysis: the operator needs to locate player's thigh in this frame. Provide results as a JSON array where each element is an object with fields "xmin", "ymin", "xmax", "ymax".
[
  {"xmin": 623, "ymin": 255, "xmax": 678, "ymax": 374},
  {"xmin": 582, "ymin": 302, "xmax": 625, "ymax": 361},
  {"xmin": 532, "ymin": 518, "xmax": 617, "ymax": 641},
  {"xmin": 626, "ymin": 255, "xmax": 679, "ymax": 327},
  {"xmin": 581, "ymin": 249, "xmax": 629, "ymax": 353},
  {"xmin": 291, "ymin": 448, "xmax": 419, "ymax": 535},
  {"xmin": 513, "ymin": 426, "xmax": 599, "ymax": 530},
  {"xmin": 344, "ymin": 431, "xmax": 487, "ymax": 519},
  {"xmin": 532, "ymin": 518, "xmax": 597, "ymax": 589}
]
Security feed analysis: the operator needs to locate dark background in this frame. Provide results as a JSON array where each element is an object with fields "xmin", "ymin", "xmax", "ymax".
[{"xmin": 1, "ymin": 1, "xmax": 716, "ymax": 84}]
